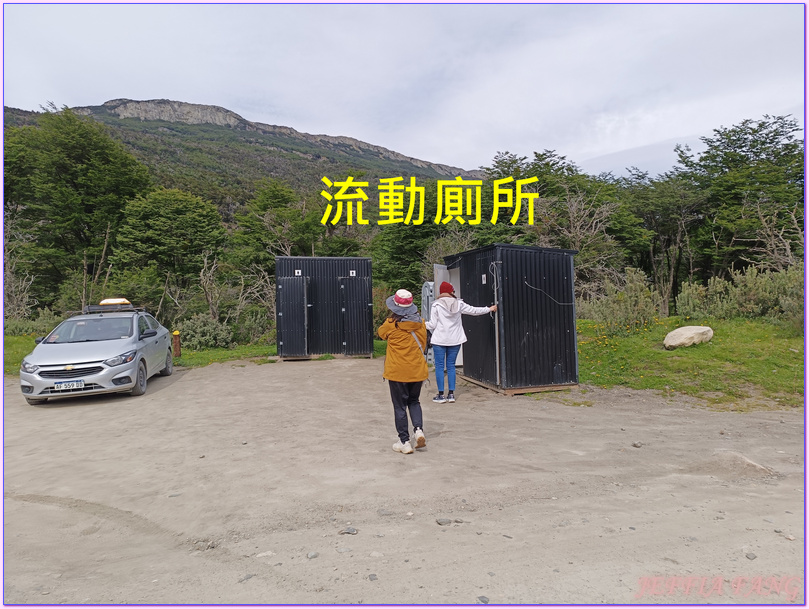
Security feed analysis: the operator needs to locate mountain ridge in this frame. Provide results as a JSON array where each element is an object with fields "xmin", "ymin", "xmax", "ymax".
[
  {"xmin": 4, "ymin": 98, "xmax": 487, "ymax": 213},
  {"xmin": 75, "ymin": 98, "xmax": 483, "ymax": 178}
]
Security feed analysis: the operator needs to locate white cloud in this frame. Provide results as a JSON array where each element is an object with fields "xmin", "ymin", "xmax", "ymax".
[{"xmin": 3, "ymin": 3, "xmax": 803, "ymax": 175}]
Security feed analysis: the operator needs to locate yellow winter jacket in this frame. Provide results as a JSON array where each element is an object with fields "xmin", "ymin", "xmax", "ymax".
[{"xmin": 377, "ymin": 318, "xmax": 429, "ymax": 382}]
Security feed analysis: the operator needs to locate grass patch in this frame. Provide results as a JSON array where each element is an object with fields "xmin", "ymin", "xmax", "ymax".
[
  {"xmin": 561, "ymin": 398, "xmax": 594, "ymax": 408},
  {"xmin": 577, "ymin": 317, "xmax": 804, "ymax": 408},
  {"xmin": 172, "ymin": 343, "xmax": 277, "ymax": 368},
  {"xmin": 4, "ymin": 335, "xmax": 37, "ymax": 375},
  {"xmin": 6, "ymin": 319, "xmax": 803, "ymax": 410},
  {"xmin": 3, "ymin": 336, "xmax": 278, "ymax": 375}
]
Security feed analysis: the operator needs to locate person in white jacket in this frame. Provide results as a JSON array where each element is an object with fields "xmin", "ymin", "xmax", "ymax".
[{"xmin": 425, "ymin": 281, "xmax": 497, "ymax": 403}]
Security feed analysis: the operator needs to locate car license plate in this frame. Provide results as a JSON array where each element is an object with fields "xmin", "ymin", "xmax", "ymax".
[{"xmin": 54, "ymin": 380, "xmax": 85, "ymax": 391}]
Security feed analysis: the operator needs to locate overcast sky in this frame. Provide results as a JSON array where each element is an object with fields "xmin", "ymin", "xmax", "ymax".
[{"xmin": 3, "ymin": 3, "xmax": 804, "ymax": 176}]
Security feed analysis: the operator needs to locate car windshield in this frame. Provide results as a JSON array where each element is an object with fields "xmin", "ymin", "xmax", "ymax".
[{"xmin": 45, "ymin": 317, "xmax": 133, "ymax": 344}]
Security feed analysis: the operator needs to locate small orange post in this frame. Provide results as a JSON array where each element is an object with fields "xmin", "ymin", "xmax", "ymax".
[{"xmin": 172, "ymin": 330, "xmax": 181, "ymax": 357}]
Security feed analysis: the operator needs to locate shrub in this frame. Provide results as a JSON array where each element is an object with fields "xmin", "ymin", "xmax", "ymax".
[
  {"xmin": 3, "ymin": 308, "xmax": 65, "ymax": 336},
  {"xmin": 728, "ymin": 266, "xmax": 782, "ymax": 318},
  {"xmin": 230, "ymin": 306, "xmax": 275, "ymax": 345},
  {"xmin": 175, "ymin": 313, "xmax": 232, "ymax": 350},
  {"xmin": 705, "ymin": 275, "xmax": 736, "ymax": 319},
  {"xmin": 584, "ymin": 268, "xmax": 662, "ymax": 335},
  {"xmin": 575, "ymin": 297, "xmax": 598, "ymax": 321},
  {"xmin": 675, "ymin": 264, "xmax": 804, "ymax": 333},
  {"xmin": 775, "ymin": 267, "xmax": 804, "ymax": 334},
  {"xmin": 672, "ymin": 281, "xmax": 709, "ymax": 320}
]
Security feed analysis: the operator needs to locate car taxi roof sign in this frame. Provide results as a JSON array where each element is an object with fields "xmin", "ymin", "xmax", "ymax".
[
  {"xmin": 81, "ymin": 298, "xmax": 142, "ymax": 314},
  {"xmin": 99, "ymin": 298, "xmax": 131, "ymax": 305}
]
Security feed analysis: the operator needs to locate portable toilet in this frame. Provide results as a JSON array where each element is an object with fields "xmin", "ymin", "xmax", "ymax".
[
  {"xmin": 441, "ymin": 243, "xmax": 578, "ymax": 394},
  {"xmin": 275, "ymin": 256, "xmax": 373, "ymax": 359}
]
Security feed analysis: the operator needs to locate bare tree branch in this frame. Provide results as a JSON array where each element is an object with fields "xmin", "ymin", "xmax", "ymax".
[{"xmin": 3, "ymin": 212, "xmax": 37, "ymax": 318}]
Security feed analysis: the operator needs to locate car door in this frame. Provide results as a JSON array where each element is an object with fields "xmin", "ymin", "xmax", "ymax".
[
  {"xmin": 137, "ymin": 314, "xmax": 162, "ymax": 375},
  {"xmin": 146, "ymin": 314, "xmax": 170, "ymax": 369}
]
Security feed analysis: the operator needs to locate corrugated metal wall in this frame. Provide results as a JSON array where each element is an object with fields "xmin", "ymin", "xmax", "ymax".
[
  {"xmin": 276, "ymin": 257, "xmax": 373, "ymax": 357},
  {"xmin": 447, "ymin": 246, "xmax": 500, "ymax": 386},
  {"xmin": 276, "ymin": 276, "xmax": 309, "ymax": 357},
  {"xmin": 444, "ymin": 244, "xmax": 578, "ymax": 390},
  {"xmin": 499, "ymin": 245, "xmax": 578, "ymax": 388}
]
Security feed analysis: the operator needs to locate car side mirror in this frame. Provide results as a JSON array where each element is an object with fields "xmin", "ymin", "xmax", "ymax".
[
  {"xmin": 34, "ymin": 337, "xmax": 43, "ymax": 344},
  {"xmin": 140, "ymin": 329, "xmax": 158, "ymax": 339}
]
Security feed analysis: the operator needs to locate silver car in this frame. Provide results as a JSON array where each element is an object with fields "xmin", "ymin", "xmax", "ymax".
[{"xmin": 19, "ymin": 302, "xmax": 173, "ymax": 405}]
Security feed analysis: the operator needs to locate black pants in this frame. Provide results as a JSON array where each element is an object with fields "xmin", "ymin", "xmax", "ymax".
[{"xmin": 388, "ymin": 380, "xmax": 424, "ymax": 444}]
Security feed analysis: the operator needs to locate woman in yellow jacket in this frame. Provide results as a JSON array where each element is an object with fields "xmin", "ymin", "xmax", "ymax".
[{"xmin": 378, "ymin": 289, "xmax": 428, "ymax": 454}]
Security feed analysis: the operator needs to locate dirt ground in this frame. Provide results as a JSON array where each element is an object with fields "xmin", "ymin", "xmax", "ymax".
[{"xmin": 3, "ymin": 356, "xmax": 805, "ymax": 605}]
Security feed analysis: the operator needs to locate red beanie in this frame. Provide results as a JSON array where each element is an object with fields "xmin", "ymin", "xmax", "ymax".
[{"xmin": 439, "ymin": 281, "xmax": 455, "ymax": 295}]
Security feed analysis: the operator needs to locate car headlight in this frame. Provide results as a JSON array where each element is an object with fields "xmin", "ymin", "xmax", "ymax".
[
  {"xmin": 103, "ymin": 350, "xmax": 137, "ymax": 367},
  {"xmin": 20, "ymin": 359, "xmax": 39, "ymax": 374}
]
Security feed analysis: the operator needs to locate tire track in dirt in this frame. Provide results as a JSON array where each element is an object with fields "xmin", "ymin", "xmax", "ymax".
[
  {"xmin": 4, "ymin": 492, "xmax": 172, "ymax": 537},
  {"xmin": 4, "ymin": 491, "xmax": 322, "ymax": 601}
]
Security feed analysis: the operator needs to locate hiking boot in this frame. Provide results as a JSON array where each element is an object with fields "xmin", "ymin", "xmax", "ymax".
[
  {"xmin": 413, "ymin": 428, "xmax": 426, "ymax": 449},
  {"xmin": 393, "ymin": 440, "xmax": 414, "ymax": 454},
  {"xmin": 432, "ymin": 394, "xmax": 447, "ymax": 404},
  {"xmin": 446, "ymin": 392, "xmax": 456, "ymax": 403}
]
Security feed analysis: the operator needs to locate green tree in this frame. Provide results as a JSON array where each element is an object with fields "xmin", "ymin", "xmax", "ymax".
[
  {"xmin": 482, "ymin": 150, "xmax": 628, "ymax": 296},
  {"xmin": 4, "ymin": 105, "xmax": 153, "ymax": 304},
  {"xmin": 371, "ymin": 179, "xmax": 442, "ymax": 296},
  {"xmin": 230, "ymin": 178, "xmax": 325, "ymax": 271},
  {"xmin": 544, "ymin": 178, "xmax": 627, "ymax": 299},
  {"xmin": 620, "ymin": 170, "xmax": 705, "ymax": 315},
  {"xmin": 111, "ymin": 188, "xmax": 226, "ymax": 284},
  {"xmin": 675, "ymin": 115, "xmax": 804, "ymax": 276},
  {"xmin": 372, "ymin": 222, "xmax": 442, "ymax": 297}
]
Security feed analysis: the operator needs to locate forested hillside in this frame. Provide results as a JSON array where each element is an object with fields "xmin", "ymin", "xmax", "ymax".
[
  {"xmin": 3, "ymin": 101, "xmax": 803, "ymax": 346},
  {"xmin": 4, "ymin": 100, "xmax": 481, "ymax": 219}
]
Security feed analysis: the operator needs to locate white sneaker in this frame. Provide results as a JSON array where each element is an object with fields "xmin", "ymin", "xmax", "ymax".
[
  {"xmin": 447, "ymin": 392, "xmax": 456, "ymax": 403},
  {"xmin": 413, "ymin": 429, "xmax": 426, "ymax": 449},
  {"xmin": 393, "ymin": 440, "xmax": 414, "ymax": 454}
]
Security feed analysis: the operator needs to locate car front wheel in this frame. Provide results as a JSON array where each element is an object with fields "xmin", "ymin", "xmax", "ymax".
[
  {"xmin": 159, "ymin": 350, "xmax": 173, "ymax": 376},
  {"xmin": 130, "ymin": 361, "xmax": 148, "ymax": 396}
]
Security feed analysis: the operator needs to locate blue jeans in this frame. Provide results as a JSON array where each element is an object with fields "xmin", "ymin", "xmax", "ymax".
[{"xmin": 432, "ymin": 344, "xmax": 461, "ymax": 393}]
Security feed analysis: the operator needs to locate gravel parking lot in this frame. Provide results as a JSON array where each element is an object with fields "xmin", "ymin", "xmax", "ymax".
[{"xmin": 3, "ymin": 357, "xmax": 804, "ymax": 604}]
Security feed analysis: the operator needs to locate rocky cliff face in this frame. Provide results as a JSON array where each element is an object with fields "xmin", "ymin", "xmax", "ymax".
[
  {"xmin": 77, "ymin": 98, "xmax": 482, "ymax": 178},
  {"xmin": 99, "ymin": 98, "xmax": 244, "ymax": 128}
]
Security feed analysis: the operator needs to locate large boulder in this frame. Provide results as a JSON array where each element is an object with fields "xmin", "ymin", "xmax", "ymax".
[{"xmin": 663, "ymin": 325, "xmax": 714, "ymax": 350}]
